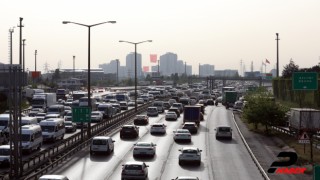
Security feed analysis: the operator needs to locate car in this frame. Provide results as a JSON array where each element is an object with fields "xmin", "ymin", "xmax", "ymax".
[
  {"xmin": 35, "ymin": 112, "xmax": 46, "ymax": 122},
  {"xmin": 120, "ymin": 125, "xmax": 139, "ymax": 139},
  {"xmin": 137, "ymin": 98, "xmax": 145, "ymax": 104},
  {"xmin": 168, "ymin": 99, "xmax": 177, "ymax": 106},
  {"xmin": 64, "ymin": 98, "xmax": 73, "ymax": 106},
  {"xmin": 172, "ymin": 103, "xmax": 184, "ymax": 113},
  {"xmin": 172, "ymin": 176, "xmax": 200, "ymax": 180},
  {"xmin": 148, "ymin": 94, "xmax": 154, "ymax": 100},
  {"xmin": 141, "ymin": 94, "xmax": 150, "ymax": 102},
  {"xmin": 64, "ymin": 111, "xmax": 72, "ymax": 121},
  {"xmin": 119, "ymin": 101, "xmax": 128, "ymax": 110},
  {"xmin": 133, "ymin": 142, "xmax": 156, "ymax": 157},
  {"xmin": 215, "ymin": 125, "xmax": 232, "ymax": 140},
  {"xmin": 147, "ymin": 107, "xmax": 158, "ymax": 117},
  {"xmin": 64, "ymin": 121, "xmax": 77, "ymax": 133},
  {"xmin": 112, "ymin": 104, "xmax": 121, "ymax": 113},
  {"xmin": 109, "ymin": 99, "xmax": 118, "ymax": 104},
  {"xmin": 182, "ymin": 122, "xmax": 198, "ymax": 134},
  {"xmin": 206, "ymin": 99, "xmax": 214, "ymax": 105},
  {"xmin": 178, "ymin": 147, "xmax": 202, "ymax": 166},
  {"xmin": 128, "ymin": 101, "xmax": 135, "ymax": 107},
  {"xmin": 90, "ymin": 111, "xmax": 103, "ymax": 122},
  {"xmin": 121, "ymin": 161, "xmax": 149, "ymax": 180},
  {"xmin": 173, "ymin": 129, "xmax": 191, "ymax": 142},
  {"xmin": 134, "ymin": 115, "xmax": 149, "ymax": 125},
  {"xmin": 168, "ymin": 107, "xmax": 180, "ymax": 118},
  {"xmin": 38, "ymin": 175, "xmax": 69, "ymax": 180},
  {"xmin": 198, "ymin": 99, "xmax": 207, "ymax": 106},
  {"xmin": 28, "ymin": 108, "xmax": 44, "ymax": 117},
  {"xmin": 165, "ymin": 111, "xmax": 178, "ymax": 121},
  {"xmin": 0, "ymin": 145, "xmax": 10, "ymax": 167},
  {"xmin": 234, "ymin": 101, "xmax": 244, "ymax": 110},
  {"xmin": 150, "ymin": 123, "xmax": 166, "ymax": 135},
  {"xmin": 90, "ymin": 136, "xmax": 115, "ymax": 155},
  {"xmin": 163, "ymin": 102, "xmax": 171, "ymax": 110}
]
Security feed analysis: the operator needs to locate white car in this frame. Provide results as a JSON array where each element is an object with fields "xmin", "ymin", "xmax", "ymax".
[
  {"xmin": 215, "ymin": 126, "xmax": 232, "ymax": 140},
  {"xmin": 173, "ymin": 129, "xmax": 191, "ymax": 142},
  {"xmin": 64, "ymin": 111, "xmax": 72, "ymax": 121},
  {"xmin": 172, "ymin": 177, "xmax": 200, "ymax": 180},
  {"xmin": 91, "ymin": 111, "xmax": 103, "ymax": 122},
  {"xmin": 147, "ymin": 107, "xmax": 158, "ymax": 117},
  {"xmin": 121, "ymin": 161, "xmax": 149, "ymax": 180},
  {"xmin": 148, "ymin": 94, "xmax": 154, "ymax": 100},
  {"xmin": 165, "ymin": 111, "xmax": 177, "ymax": 121},
  {"xmin": 178, "ymin": 147, "xmax": 202, "ymax": 166},
  {"xmin": 133, "ymin": 142, "xmax": 156, "ymax": 157},
  {"xmin": 150, "ymin": 123, "xmax": 166, "ymax": 134},
  {"xmin": 168, "ymin": 99, "xmax": 177, "ymax": 106}
]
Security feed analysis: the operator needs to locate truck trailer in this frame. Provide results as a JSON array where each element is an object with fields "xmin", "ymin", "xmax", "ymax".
[
  {"xmin": 31, "ymin": 93, "xmax": 57, "ymax": 109},
  {"xmin": 183, "ymin": 105, "xmax": 201, "ymax": 126},
  {"xmin": 288, "ymin": 108, "xmax": 320, "ymax": 134}
]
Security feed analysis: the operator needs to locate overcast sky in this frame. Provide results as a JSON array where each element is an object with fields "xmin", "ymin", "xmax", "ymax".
[{"xmin": 1, "ymin": 0, "xmax": 320, "ymax": 75}]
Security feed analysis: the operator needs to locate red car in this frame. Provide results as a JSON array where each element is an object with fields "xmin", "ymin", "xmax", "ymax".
[{"xmin": 134, "ymin": 115, "xmax": 149, "ymax": 125}]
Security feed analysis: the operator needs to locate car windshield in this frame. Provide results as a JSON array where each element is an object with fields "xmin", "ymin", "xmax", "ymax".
[
  {"xmin": 41, "ymin": 126, "xmax": 55, "ymax": 132},
  {"xmin": 65, "ymin": 122, "xmax": 72, "ymax": 125},
  {"xmin": 182, "ymin": 149, "xmax": 198, "ymax": 153},
  {"xmin": 92, "ymin": 139, "xmax": 107, "ymax": 145},
  {"xmin": 20, "ymin": 134, "xmax": 31, "ymax": 141},
  {"xmin": 0, "ymin": 148, "xmax": 10, "ymax": 156},
  {"xmin": 136, "ymin": 143, "xmax": 152, "ymax": 147},
  {"xmin": 123, "ymin": 126, "xmax": 134, "ymax": 130},
  {"xmin": 176, "ymin": 130, "xmax": 189, "ymax": 133},
  {"xmin": 124, "ymin": 165, "xmax": 142, "ymax": 170},
  {"xmin": 152, "ymin": 125, "xmax": 163, "ymax": 127},
  {"xmin": 167, "ymin": 112, "xmax": 175, "ymax": 114},
  {"xmin": 219, "ymin": 127, "xmax": 231, "ymax": 132},
  {"xmin": 66, "ymin": 112, "xmax": 72, "ymax": 116},
  {"xmin": 184, "ymin": 124, "xmax": 195, "ymax": 127},
  {"xmin": 0, "ymin": 121, "xmax": 8, "ymax": 127}
]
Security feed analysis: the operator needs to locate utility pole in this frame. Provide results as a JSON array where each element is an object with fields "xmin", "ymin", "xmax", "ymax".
[
  {"xmin": 22, "ymin": 39, "xmax": 26, "ymax": 72},
  {"xmin": 73, "ymin": 56, "xmax": 75, "ymax": 78},
  {"xmin": 35, "ymin": 50, "xmax": 37, "ymax": 72},
  {"xmin": 276, "ymin": 33, "xmax": 280, "ymax": 77},
  {"xmin": 185, "ymin": 61, "xmax": 187, "ymax": 75},
  {"xmin": 9, "ymin": 28, "xmax": 14, "ymax": 65},
  {"xmin": 116, "ymin": 59, "xmax": 119, "ymax": 85},
  {"xmin": 240, "ymin": 59, "xmax": 243, "ymax": 77},
  {"xmin": 157, "ymin": 60, "xmax": 159, "ymax": 75},
  {"xmin": 199, "ymin": 63, "xmax": 200, "ymax": 77}
]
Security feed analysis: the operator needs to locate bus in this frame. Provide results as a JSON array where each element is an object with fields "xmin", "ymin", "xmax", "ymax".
[{"xmin": 72, "ymin": 91, "xmax": 88, "ymax": 101}]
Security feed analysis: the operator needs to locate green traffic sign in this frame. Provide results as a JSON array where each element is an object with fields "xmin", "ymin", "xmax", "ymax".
[
  {"xmin": 314, "ymin": 165, "xmax": 320, "ymax": 180},
  {"xmin": 292, "ymin": 72, "xmax": 318, "ymax": 90},
  {"xmin": 72, "ymin": 107, "xmax": 91, "ymax": 123}
]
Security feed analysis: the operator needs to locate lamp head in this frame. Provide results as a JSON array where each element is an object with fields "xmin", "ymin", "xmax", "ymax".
[
  {"xmin": 62, "ymin": 21, "xmax": 70, "ymax": 24},
  {"xmin": 147, "ymin": 40, "xmax": 152, "ymax": 42},
  {"xmin": 119, "ymin": 40, "xmax": 124, "ymax": 42},
  {"xmin": 108, "ymin": 21, "xmax": 116, "ymax": 24}
]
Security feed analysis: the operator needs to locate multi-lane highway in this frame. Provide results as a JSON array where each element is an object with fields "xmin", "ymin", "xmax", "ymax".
[{"xmin": 44, "ymin": 105, "xmax": 264, "ymax": 180}]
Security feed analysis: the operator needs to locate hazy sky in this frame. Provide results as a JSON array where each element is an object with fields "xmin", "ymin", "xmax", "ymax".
[{"xmin": 1, "ymin": 0, "xmax": 320, "ymax": 75}]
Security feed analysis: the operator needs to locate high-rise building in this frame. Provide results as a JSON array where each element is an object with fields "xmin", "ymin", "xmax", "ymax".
[
  {"xmin": 126, "ymin": 52, "xmax": 142, "ymax": 79},
  {"xmin": 159, "ymin": 52, "xmax": 177, "ymax": 76},
  {"xmin": 199, "ymin": 64, "xmax": 214, "ymax": 77},
  {"xmin": 177, "ymin": 60, "xmax": 184, "ymax": 75},
  {"xmin": 99, "ymin": 59, "xmax": 127, "ymax": 79}
]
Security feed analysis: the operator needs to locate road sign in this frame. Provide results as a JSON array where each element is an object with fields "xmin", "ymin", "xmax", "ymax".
[
  {"xmin": 298, "ymin": 132, "xmax": 310, "ymax": 144},
  {"xmin": 292, "ymin": 72, "xmax": 318, "ymax": 90},
  {"xmin": 314, "ymin": 165, "xmax": 320, "ymax": 180},
  {"xmin": 72, "ymin": 107, "xmax": 91, "ymax": 123}
]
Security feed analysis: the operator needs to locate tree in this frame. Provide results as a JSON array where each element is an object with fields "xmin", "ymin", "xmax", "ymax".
[
  {"xmin": 243, "ymin": 88, "xmax": 286, "ymax": 134},
  {"xmin": 282, "ymin": 59, "xmax": 299, "ymax": 78}
]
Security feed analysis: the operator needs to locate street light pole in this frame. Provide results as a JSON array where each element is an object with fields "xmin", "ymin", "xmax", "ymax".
[
  {"xmin": 9, "ymin": 28, "xmax": 14, "ymax": 65},
  {"xmin": 276, "ymin": 33, "xmax": 280, "ymax": 78},
  {"xmin": 22, "ymin": 39, "xmax": 26, "ymax": 72},
  {"xmin": 116, "ymin": 59, "xmax": 119, "ymax": 86},
  {"xmin": 119, "ymin": 40, "xmax": 152, "ymax": 112},
  {"xmin": 73, "ymin": 55, "xmax": 75, "ymax": 78},
  {"xmin": 63, "ymin": 20, "xmax": 116, "ymax": 139}
]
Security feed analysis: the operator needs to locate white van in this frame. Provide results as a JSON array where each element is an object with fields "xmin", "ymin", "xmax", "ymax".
[
  {"xmin": 21, "ymin": 125, "xmax": 43, "ymax": 153},
  {"xmin": 40, "ymin": 118, "xmax": 65, "ymax": 142},
  {"xmin": 0, "ymin": 145, "xmax": 10, "ymax": 167},
  {"xmin": 0, "ymin": 114, "xmax": 10, "ymax": 132},
  {"xmin": 38, "ymin": 175, "xmax": 69, "ymax": 180},
  {"xmin": 90, "ymin": 136, "xmax": 115, "ymax": 155},
  {"xmin": 21, "ymin": 116, "xmax": 38, "ymax": 126}
]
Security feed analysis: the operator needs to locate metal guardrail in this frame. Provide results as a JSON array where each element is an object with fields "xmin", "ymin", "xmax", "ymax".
[
  {"xmin": 0, "ymin": 102, "xmax": 152, "ymax": 180},
  {"xmin": 232, "ymin": 111, "xmax": 270, "ymax": 180}
]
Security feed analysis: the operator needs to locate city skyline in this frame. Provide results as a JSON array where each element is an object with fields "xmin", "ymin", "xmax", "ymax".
[{"xmin": 1, "ymin": 0, "xmax": 320, "ymax": 75}]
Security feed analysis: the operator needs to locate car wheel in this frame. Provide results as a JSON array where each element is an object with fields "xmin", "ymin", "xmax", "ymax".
[
  {"xmin": 179, "ymin": 160, "xmax": 182, "ymax": 166},
  {"xmin": 215, "ymin": 136, "xmax": 219, "ymax": 140},
  {"xmin": 197, "ymin": 161, "xmax": 201, "ymax": 166}
]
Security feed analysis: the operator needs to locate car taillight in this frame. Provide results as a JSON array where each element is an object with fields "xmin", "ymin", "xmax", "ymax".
[{"xmin": 140, "ymin": 170, "xmax": 145, "ymax": 174}]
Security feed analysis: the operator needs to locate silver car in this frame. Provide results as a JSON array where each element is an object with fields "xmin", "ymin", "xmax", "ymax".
[
  {"xmin": 173, "ymin": 129, "xmax": 191, "ymax": 142},
  {"xmin": 178, "ymin": 147, "xmax": 202, "ymax": 166},
  {"xmin": 215, "ymin": 126, "xmax": 232, "ymax": 140},
  {"xmin": 133, "ymin": 142, "xmax": 156, "ymax": 157},
  {"xmin": 121, "ymin": 161, "xmax": 149, "ymax": 180}
]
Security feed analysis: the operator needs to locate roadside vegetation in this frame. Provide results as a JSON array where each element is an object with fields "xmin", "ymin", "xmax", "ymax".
[{"xmin": 241, "ymin": 87, "xmax": 320, "ymax": 168}]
